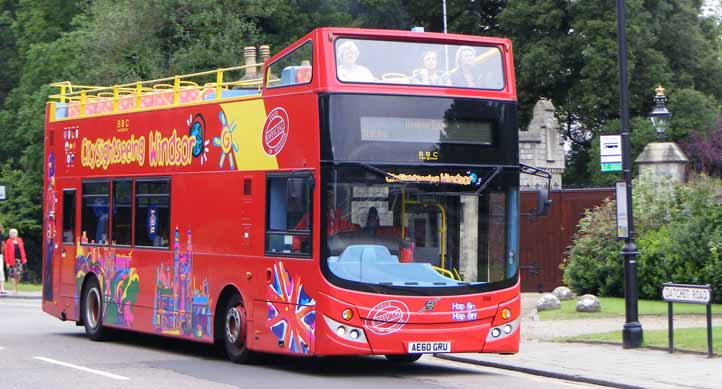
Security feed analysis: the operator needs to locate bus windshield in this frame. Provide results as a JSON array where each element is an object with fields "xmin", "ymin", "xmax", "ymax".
[
  {"xmin": 322, "ymin": 165, "xmax": 518, "ymax": 292},
  {"xmin": 334, "ymin": 38, "xmax": 504, "ymax": 90}
]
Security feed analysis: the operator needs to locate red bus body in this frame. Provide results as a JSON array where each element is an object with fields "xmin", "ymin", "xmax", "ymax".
[{"xmin": 42, "ymin": 28, "xmax": 521, "ymax": 358}]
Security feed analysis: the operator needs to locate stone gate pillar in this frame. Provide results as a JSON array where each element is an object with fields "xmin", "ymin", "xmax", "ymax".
[
  {"xmin": 635, "ymin": 142, "xmax": 688, "ymax": 183},
  {"xmin": 519, "ymin": 99, "xmax": 565, "ymax": 188}
]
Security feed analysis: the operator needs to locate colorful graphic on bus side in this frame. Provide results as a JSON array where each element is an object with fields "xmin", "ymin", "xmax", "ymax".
[
  {"xmin": 75, "ymin": 245, "xmax": 140, "ymax": 327},
  {"xmin": 152, "ymin": 227, "xmax": 212, "ymax": 340},
  {"xmin": 43, "ymin": 152, "xmax": 57, "ymax": 301},
  {"xmin": 266, "ymin": 262, "xmax": 316, "ymax": 354}
]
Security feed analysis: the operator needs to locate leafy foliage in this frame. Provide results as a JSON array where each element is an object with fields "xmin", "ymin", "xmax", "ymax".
[
  {"xmin": 0, "ymin": 1, "xmax": 721, "ymax": 282},
  {"xmin": 564, "ymin": 176, "xmax": 722, "ymax": 302}
]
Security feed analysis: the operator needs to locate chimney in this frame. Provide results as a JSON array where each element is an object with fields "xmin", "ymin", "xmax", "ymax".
[
  {"xmin": 260, "ymin": 45, "xmax": 271, "ymax": 65},
  {"xmin": 242, "ymin": 46, "xmax": 257, "ymax": 80}
]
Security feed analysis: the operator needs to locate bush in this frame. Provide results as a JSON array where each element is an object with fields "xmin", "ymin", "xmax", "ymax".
[
  {"xmin": 562, "ymin": 198, "xmax": 623, "ymax": 296},
  {"xmin": 564, "ymin": 175, "xmax": 722, "ymax": 302}
]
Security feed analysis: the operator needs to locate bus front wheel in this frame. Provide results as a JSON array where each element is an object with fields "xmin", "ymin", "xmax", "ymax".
[
  {"xmin": 81, "ymin": 276, "xmax": 107, "ymax": 341},
  {"xmin": 223, "ymin": 294, "xmax": 253, "ymax": 364}
]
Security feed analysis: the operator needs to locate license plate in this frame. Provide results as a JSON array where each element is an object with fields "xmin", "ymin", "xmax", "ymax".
[{"xmin": 407, "ymin": 341, "xmax": 451, "ymax": 353}]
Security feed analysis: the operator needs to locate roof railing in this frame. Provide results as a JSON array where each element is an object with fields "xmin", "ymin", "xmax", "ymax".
[{"xmin": 49, "ymin": 62, "xmax": 265, "ymax": 119}]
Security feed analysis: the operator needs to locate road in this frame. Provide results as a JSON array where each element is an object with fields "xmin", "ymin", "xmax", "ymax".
[{"xmin": 0, "ymin": 299, "xmax": 602, "ymax": 389}]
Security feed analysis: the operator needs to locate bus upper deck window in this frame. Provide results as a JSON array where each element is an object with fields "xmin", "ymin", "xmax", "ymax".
[{"xmin": 266, "ymin": 41, "xmax": 313, "ymax": 88}]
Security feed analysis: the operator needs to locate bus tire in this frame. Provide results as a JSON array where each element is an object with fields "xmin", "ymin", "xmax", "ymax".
[
  {"xmin": 81, "ymin": 276, "xmax": 107, "ymax": 341},
  {"xmin": 223, "ymin": 294, "xmax": 253, "ymax": 364},
  {"xmin": 385, "ymin": 354, "xmax": 422, "ymax": 363}
]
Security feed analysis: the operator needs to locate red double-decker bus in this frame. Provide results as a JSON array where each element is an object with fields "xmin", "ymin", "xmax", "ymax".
[{"xmin": 43, "ymin": 28, "xmax": 548, "ymax": 363}]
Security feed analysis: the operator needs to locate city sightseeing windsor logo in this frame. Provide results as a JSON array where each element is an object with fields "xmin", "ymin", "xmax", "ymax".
[
  {"xmin": 262, "ymin": 107, "xmax": 289, "ymax": 156},
  {"xmin": 364, "ymin": 300, "xmax": 410, "ymax": 336}
]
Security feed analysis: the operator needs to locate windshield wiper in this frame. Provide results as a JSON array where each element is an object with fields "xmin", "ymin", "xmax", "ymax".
[
  {"xmin": 359, "ymin": 162, "xmax": 396, "ymax": 180},
  {"xmin": 475, "ymin": 166, "xmax": 502, "ymax": 195}
]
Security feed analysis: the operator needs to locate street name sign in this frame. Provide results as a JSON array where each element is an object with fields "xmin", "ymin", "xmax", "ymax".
[
  {"xmin": 662, "ymin": 283, "xmax": 711, "ymax": 304},
  {"xmin": 600, "ymin": 135, "xmax": 622, "ymax": 173},
  {"xmin": 662, "ymin": 283, "xmax": 714, "ymax": 357}
]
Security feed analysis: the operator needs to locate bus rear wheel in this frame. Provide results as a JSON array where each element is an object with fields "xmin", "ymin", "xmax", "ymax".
[
  {"xmin": 223, "ymin": 294, "xmax": 253, "ymax": 364},
  {"xmin": 385, "ymin": 354, "xmax": 422, "ymax": 363},
  {"xmin": 81, "ymin": 277, "xmax": 107, "ymax": 341}
]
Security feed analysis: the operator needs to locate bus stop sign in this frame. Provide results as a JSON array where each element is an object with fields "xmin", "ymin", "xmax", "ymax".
[
  {"xmin": 0, "ymin": 185, "xmax": 5, "ymax": 200},
  {"xmin": 600, "ymin": 135, "xmax": 622, "ymax": 173}
]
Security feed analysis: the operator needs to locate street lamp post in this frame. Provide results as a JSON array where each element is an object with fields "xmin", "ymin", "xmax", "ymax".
[
  {"xmin": 650, "ymin": 86, "xmax": 671, "ymax": 140},
  {"xmin": 615, "ymin": 0, "xmax": 643, "ymax": 348}
]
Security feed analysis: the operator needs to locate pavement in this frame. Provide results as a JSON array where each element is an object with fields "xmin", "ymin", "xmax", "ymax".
[
  {"xmin": 0, "ymin": 290, "xmax": 42, "ymax": 299},
  {"xmin": 437, "ymin": 293, "xmax": 722, "ymax": 389}
]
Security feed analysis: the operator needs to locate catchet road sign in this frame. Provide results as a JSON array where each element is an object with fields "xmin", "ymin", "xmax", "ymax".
[
  {"xmin": 600, "ymin": 135, "xmax": 622, "ymax": 173},
  {"xmin": 662, "ymin": 284, "xmax": 711, "ymax": 304}
]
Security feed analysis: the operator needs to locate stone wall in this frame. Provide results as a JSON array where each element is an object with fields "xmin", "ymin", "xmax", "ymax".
[{"xmin": 519, "ymin": 99, "xmax": 565, "ymax": 189}]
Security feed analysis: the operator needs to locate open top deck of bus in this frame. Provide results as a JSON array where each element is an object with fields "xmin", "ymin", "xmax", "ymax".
[{"xmin": 47, "ymin": 28, "xmax": 516, "ymax": 122}]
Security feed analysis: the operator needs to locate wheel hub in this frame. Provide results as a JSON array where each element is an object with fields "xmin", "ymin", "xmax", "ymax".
[
  {"xmin": 86, "ymin": 287, "xmax": 100, "ymax": 328},
  {"xmin": 226, "ymin": 305, "xmax": 246, "ymax": 345}
]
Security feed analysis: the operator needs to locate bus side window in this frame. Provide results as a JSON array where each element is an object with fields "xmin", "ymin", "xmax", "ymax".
[
  {"xmin": 62, "ymin": 189, "xmax": 76, "ymax": 244},
  {"xmin": 265, "ymin": 174, "xmax": 312, "ymax": 256},
  {"xmin": 134, "ymin": 178, "xmax": 170, "ymax": 248},
  {"xmin": 266, "ymin": 41, "xmax": 313, "ymax": 88},
  {"xmin": 81, "ymin": 181, "xmax": 110, "ymax": 245},
  {"xmin": 112, "ymin": 179, "xmax": 132, "ymax": 246}
]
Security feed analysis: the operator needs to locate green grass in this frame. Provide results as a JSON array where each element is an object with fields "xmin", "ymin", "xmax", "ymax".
[
  {"xmin": 561, "ymin": 327, "xmax": 722, "ymax": 355},
  {"xmin": 538, "ymin": 297, "xmax": 722, "ymax": 320},
  {"xmin": 16, "ymin": 282, "xmax": 42, "ymax": 292}
]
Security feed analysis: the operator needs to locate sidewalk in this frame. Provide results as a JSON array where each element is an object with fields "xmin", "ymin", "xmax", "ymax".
[
  {"xmin": 437, "ymin": 293, "xmax": 722, "ymax": 389},
  {"xmin": 437, "ymin": 341, "xmax": 721, "ymax": 389},
  {"xmin": 0, "ymin": 290, "xmax": 41, "ymax": 299}
]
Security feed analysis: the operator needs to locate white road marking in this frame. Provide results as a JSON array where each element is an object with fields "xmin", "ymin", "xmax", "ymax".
[
  {"xmin": 33, "ymin": 356, "xmax": 130, "ymax": 381},
  {"xmin": 0, "ymin": 303, "xmax": 40, "ymax": 308}
]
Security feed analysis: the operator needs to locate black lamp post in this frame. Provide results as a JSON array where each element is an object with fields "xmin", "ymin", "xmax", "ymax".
[
  {"xmin": 616, "ymin": 0, "xmax": 643, "ymax": 349},
  {"xmin": 650, "ymin": 86, "xmax": 671, "ymax": 141}
]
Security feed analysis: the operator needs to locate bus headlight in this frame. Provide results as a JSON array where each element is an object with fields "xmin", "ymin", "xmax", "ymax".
[
  {"xmin": 486, "ymin": 319, "xmax": 519, "ymax": 342},
  {"xmin": 324, "ymin": 315, "xmax": 367, "ymax": 343}
]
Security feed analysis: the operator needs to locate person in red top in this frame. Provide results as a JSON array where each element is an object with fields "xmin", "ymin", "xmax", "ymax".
[
  {"xmin": 4, "ymin": 228, "xmax": 27, "ymax": 295},
  {"xmin": 0, "ymin": 223, "xmax": 6, "ymax": 295}
]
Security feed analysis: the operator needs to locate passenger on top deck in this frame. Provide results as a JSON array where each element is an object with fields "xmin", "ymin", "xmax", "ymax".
[
  {"xmin": 411, "ymin": 51, "xmax": 448, "ymax": 86},
  {"xmin": 336, "ymin": 41, "xmax": 374, "ymax": 82},
  {"xmin": 449, "ymin": 46, "xmax": 482, "ymax": 88},
  {"xmin": 449, "ymin": 46, "xmax": 503, "ymax": 89}
]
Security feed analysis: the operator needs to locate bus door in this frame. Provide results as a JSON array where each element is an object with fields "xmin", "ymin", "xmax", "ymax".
[
  {"xmin": 253, "ymin": 173, "xmax": 315, "ymax": 355},
  {"xmin": 402, "ymin": 203, "xmax": 444, "ymax": 267},
  {"xmin": 58, "ymin": 187, "xmax": 78, "ymax": 300}
]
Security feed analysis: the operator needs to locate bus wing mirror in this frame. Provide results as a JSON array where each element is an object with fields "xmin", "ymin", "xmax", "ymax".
[
  {"xmin": 535, "ymin": 189, "xmax": 551, "ymax": 217},
  {"xmin": 520, "ymin": 163, "xmax": 553, "ymax": 218}
]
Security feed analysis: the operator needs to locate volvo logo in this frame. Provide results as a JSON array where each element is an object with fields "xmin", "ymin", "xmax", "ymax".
[{"xmin": 419, "ymin": 298, "xmax": 440, "ymax": 312}]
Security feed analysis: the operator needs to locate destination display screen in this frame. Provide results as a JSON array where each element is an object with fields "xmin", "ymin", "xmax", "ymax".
[{"xmin": 360, "ymin": 116, "xmax": 493, "ymax": 145}]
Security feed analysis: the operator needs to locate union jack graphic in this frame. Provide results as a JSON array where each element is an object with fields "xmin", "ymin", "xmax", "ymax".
[{"xmin": 266, "ymin": 262, "xmax": 316, "ymax": 354}]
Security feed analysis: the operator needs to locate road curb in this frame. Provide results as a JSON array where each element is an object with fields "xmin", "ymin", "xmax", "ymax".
[
  {"xmin": 0, "ymin": 295, "xmax": 42, "ymax": 300},
  {"xmin": 434, "ymin": 354, "xmax": 644, "ymax": 389}
]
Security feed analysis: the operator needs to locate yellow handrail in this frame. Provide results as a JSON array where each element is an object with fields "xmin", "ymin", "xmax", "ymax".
[{"xmin": 48, "ymin": 62, "xmax": 265, "ymax": 118}]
